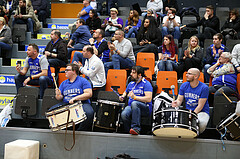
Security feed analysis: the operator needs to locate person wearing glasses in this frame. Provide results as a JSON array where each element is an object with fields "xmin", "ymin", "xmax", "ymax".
[
  {"xmin": 49, "ymin": 63, "xmax": 94, "ymax": 131},
  {"xmin": 172, "ymin": 68, "xmax": 210, "ymax": 134},
  {"xmin": 207, "ymin": 52, "xmax": 237, "ymax": 106}
]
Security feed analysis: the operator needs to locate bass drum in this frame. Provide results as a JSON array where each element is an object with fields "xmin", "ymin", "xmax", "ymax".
[{"xmin": 152, "ymin": 107, "xmax": 199, "ymax": 138}]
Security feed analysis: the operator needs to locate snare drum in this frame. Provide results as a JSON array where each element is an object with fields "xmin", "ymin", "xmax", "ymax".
[
  {"xmin": 152, "ymin": 107, "xmax": 199, "ymax": 138},
  {"xmin": 216, "ymin": 113, "xmax": 240, "ymax": 140},
  {"xmin": 95, "ymin": 100, "xmax": 124, "ymax": 130},
  {"xmin": 45, "ymin": 101, "xmax": 87, "ymax": 131}
]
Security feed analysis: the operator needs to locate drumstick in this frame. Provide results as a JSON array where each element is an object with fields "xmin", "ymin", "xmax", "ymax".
[
  {"xmin": 51, "ymin": 73, "xmax": 58, "ymax": 89},
  {"xmin": 218, "ymin": 88, "xmax": 232, "ymax": 103},
  {"xmin": 171, "ymin": 85, "xmax": 175, "ymax": 100}
]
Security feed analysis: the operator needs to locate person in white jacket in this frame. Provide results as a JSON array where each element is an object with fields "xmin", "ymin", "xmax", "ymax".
[
  {"xmin": 231, "ymin": 44, "xmax": 240, "ymax": 72},
  {"xmin": 77, "ymin": 45, "xmax": 106, "ymax": 99},
  {"xmin": 142, "ymin": 0, "xmax": 163, "ymax": 17}
]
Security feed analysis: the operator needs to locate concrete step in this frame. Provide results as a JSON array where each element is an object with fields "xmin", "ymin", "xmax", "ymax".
[
  {"xmin": 39, "ymin": 28, "xmax": 70, "ymax": 34},
  {"xmin": 23, "ymin": 32, "xmax": 49, "ymax": 45},
  {"xmin": 0, "ymin": 85, "xmax": 16, "ymax": 94},
  {"xmin": 46, "ymin": 18, "xmax": 76, "ymax": 24}
]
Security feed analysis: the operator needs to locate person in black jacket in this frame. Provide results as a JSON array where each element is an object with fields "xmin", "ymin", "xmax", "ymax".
[
  {"xmin": 163, "ymin": 0, "xmax": 178, "ymax": 14},
  {"xmin": 133, "ymin": 16, "xmax": 162, "ymax": 59},
  {"xmin": 181, "ymin": 5, "xmax": 220, "ymax": 46},
  {"xmin": 86, "ymin": 9, "xmax": 101, "ymax": 35},
  {"xmin": 1, "ymin": 0, "xmax": 18, "ymax": 19},
  {"xmin": 31, "ymin": 0, "xmax": 48, "ymax": 27},
  {"xmin": 221, "ymin": 9, "xmax": 240, "ymax": 41},
  {"xmin": 44, "ymin": 30, "xmax": 68, "ymax": 72}
]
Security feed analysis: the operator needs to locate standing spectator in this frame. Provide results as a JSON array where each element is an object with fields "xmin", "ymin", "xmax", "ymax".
[
  {"xmin": 86, "ymin": 9, "xmax": 101, "ymax": 35},
  {"xmin": 231, "ymin": 44, "xmax": 240, "ymax": 72},
  {"xmin": 77, "ymin": 0, "xmax": 93, "ymax": 22},
  {"xmin": 0, "ymin": 17, "xmax": 12, "ymax": 60},
  {"xmin": 157, "ymin": 34, "xmax": 177, "ymax": 71},
  {"xmin": 66, "ymin": 19, "xmax": 91, "ymax": 59},
  {"xmin": 162, "ymin": 7, "xmax": 181, "ymax": 40},
  {"xmin": 31, "ymin": 0, "xmax": 48, "ymax": 28},
  {"xmin": 203, "ymin": 33, "xmax": 228, "ymax": 83},
  {"xmin": 2, "ymin": 0, "xmax": 18, "ymax": 19},
  {"xmin": 12, "ymin": 0, "xmax": 42, "ymax": 36},
  {"xmin": 142, "ymin": 0, "xmax": 163, "ymax": 17},
  {"xmin": 163, "ymin": 0, "xmax": 178, "ymax": 14},
  {"xmin": 104, "ymin": 29, "xmax": 135, "ymax": 76},
  {"xmin": 120, "ymin": 66, "xmax": 153, "ymax": 135},
  {"xmin": 44, "ymin": 30, "xmax": 67, "ymax": 72},
  {"xmin": 133, "ymin": 16, "xmax": 162, "ymax": 59},
  {"xmin": 15, "ymin": 43, "xmax": 53, "ymax": 99},
  {"xmin": 221, "ymin": 9, "xmax": 240, "ymax": 41},
  {"xmin": 180, "ymin": 5, "xmax": 220, "ymax": 46},
  {"xmin": 124, "ymin": 10, "xmax": 141, "ymax": 38},
  {"xmin": 101, "ymin": 8, "xmax": 123, "ymax": 37},
  {"xmin": 176, "ymin": 36, "xmax": 203, "ymax": 79}
]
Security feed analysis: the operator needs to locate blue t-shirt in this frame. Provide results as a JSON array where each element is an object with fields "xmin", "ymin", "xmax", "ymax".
[
  {"xmin": 210, "ymin": 44, "xmax": 226, "ymax": 64},
  {"xmin": 59, "ymin": 76, "xmax": 92, "ymax": 104},
  {"xmin": 80, "ymin": 5, "xmax": 93, "ymax": 21},
  {"xmin": 179, "ymin": 81, "xmax": 209, "ymax": 115},
  {"xmin": 126, "ymin": 78, "xmax": 153, "ymax": 113}
]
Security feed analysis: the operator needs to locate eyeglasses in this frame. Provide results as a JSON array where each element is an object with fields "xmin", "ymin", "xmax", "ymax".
[
  {"xmin": 186, "ymin": 72, "xmax": 196, "ymax": 75},
  {"xmin": 65, "ymin": 69, "xmax": 72, "ymax": 72}
]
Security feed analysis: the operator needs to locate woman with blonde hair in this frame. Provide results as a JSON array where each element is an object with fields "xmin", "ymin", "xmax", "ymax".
[
  {"xmin": 124, "ymin": 10, "xmax": 141, "ymax": 38},
  {"xmin": 176, "ymin": 36, "xmax": 203, "ymax": 79}
]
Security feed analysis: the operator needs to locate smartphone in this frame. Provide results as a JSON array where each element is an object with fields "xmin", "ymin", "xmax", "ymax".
[
  {"xmin": 16, "ymin": 60, "xmax": 21, "ymax": 67},
  {"xmin": 108, "ymin": 21, "xmax": 112, "ymax": 23}
]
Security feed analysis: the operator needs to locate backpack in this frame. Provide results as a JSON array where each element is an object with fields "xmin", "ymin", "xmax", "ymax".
[{"xmin": 179, "ymin": 6, "xmax": 200, "ymax": 21}]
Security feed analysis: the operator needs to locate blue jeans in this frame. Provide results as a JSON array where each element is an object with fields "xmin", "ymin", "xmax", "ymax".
[
  {"xmin": 125, "ymin": 27, "xmax": 138, "ymax": 38},
  {"xmin": 12, "ymin": 18, "xmax": 34, "ymax": 34},
  {"xmin": 14, "ymin": 74, "xmax": 52, "ymax": 99},
  {"xmin": 204, "ymin": 64, "xmax": 211, "ymax": 83},
  {"xmin": 49, "ymin": 101, "xmax": 94, "ymax": 131},
  {"xmin": 0, "ymin": 42, "xmax": 12, "ymax": 50},
  {"xmin": 157, "ymin": 60, "xmax": 177, "ymax": 71},
  {"xmin": 121, "ymin": 101, "xmax": 150, "ymax": 132},
  {"xmin": 104, "ymin": 54, "xmax": 135, "ymax": 76},
  {"xmin": 67, "ymin": 43, "xmax": 85, "ymax": 59},
  {"xmin": 72, "ymin": 51, "xmax": 87, "ymax": 66},
  {"xmin": 162, "ymin": 26, "xmax": 181, "ymax": 40}
]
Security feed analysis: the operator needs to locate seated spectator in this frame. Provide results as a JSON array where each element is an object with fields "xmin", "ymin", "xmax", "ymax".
[
  {"xmin": 0, "ymin": 6, "xmax": 8, "ymax": 24},
  {"xmin": 12, "ymin": 0, "xmax": 42, "ymax": 36},
  {"xmin": 0, "ymin": 17, "xmax": 12, "ymax": 59},
  {"xmin": 77, "ymin": 0, "xmax": 93, "ymax": 21},
  {"xmin": 15, "ymin": 43, "xmax": 53, "ymax": 99},
  {"xmin": 162, "ymin": 7, "xmax": 181, "ymax": 40},
  {"xmin": 104, "ymin": 29, "xmax": 135, "ymax": 76},
  {"xmin": 163, "ymin": 0, "xmax": 178, "ymax": 14},
  {"xmin": 44, "ymin": 30, "xmax": 67, "ymax": 72},
  {"xmin": 221, "ymin": 9, "xmax": 240, "ymax": 41},
  {"xmin": 144, "ymin": 8, "xmax": 158, "ymax": 20},
  {"xmin": 72, "ymin": 29, "xmax": 110, "ymax": 65},
  {"xmin": 77, "ymin": 45, "xmax": 106, "ymax": 100},
  {"xmin": 49, "ymin": 63, "xmax": 94, "ymax": 131},
  {"xmin": 180, "ymin": 5, "xmax": 219, "ymax": 46},
  {"xmin": 2, "ymin": 0, "xmax": 18, "ymax": 19},
  {"xmin": 31, "ymin": 0, "xmax": 48, "ymax": 28},
  {"xmin": 231, "ymin": 44, "xmax": 240, "ymax": 73},
  {"xmin": 133, "ymin": 16, "xmax": 161, "ymax": 59},
  {"xmin": 124, "ymin": 10, "xmax": 141, "ymax": 38},
  {"xmin": 66, "ymin": 19, "xmax": 91, "ymax": 59},
  {"xmin": 142, "ymin": 0, "xmax": 163, "ymax": 17},
  {"xmin": 86, "ymin": 9, "xmax": 101, "ymax": 35},
  {"xmin": 176, "ymin": 36, "xmax": 203, "ymax": 79},
  {"xmin": 120, "ymin": 66, "xmax": 153, "ymax": 135},
  {"xmin": 101, "ymin": 8, "xmax": 123, "ymax": 37},
  {"xmin": 157, "ymin": 34, "xmax": 177, "ymax": 71},
  {"xmin": 208, "ymin": 52, "xmax": 237, "ymax": 106},
  {"xmin": 203, "ymin": 33, "xmax": 228, "ymax": 83}
]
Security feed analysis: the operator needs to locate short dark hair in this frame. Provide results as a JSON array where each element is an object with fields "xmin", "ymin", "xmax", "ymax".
[
  {"xmin": 28, "ymin": 43, "xmax": 39, "ymax": 53},
  {"xmin": 19, "ymin": 0, "xmax": 26, "ymax": 3},
  {"xmin": 52, "ymin": 29, "xmax": 61, "ymax": 38},
  {"xmin": 78, "ymin": 19, "xmax": 86, "ymax": 25},
  {"xmin": 206, "ymin": 5, "xmax": 214, "ymax": 10},
  {"xmin": 85, "ymin": 45, "xmax": 94, "ymax": 55},
  {"xmin": 214, "ymin": 33, "xmax": 223, "ymax": 40},
  {"xmin": 98, "ymin": 29, "xmax": 105, "ymax": 37},
  {"xmin": 66, "ymin": 63, "xmax": 80, "ymax": 75},
  {"xmin": 132, "ymin": 66, "xmax": 145, "ymax": 77},
  {"xmin": 169, "ymin": 8, "xmax": 176, "ymax": 14}
]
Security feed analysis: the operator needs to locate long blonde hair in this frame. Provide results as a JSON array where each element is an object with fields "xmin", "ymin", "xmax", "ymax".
[{"xmin": 187, "ymin": 36, "xmax": 200, "ymax": 53}]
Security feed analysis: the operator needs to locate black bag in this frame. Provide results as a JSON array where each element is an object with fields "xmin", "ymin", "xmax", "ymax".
[
  {"xmin": 179, "ymin": 6, "xmax": 200, "ymax": 21},
  {"xmin": 221, "ymin": 28, "xmax": 238, "ymax": 39},
  {"xmin": 180, "ymin": 27, "xmax": 198, "ymax": 44}
]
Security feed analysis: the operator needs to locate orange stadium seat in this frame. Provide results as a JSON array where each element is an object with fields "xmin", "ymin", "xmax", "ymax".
[
  {"xmin": 136, "ymin": 52, "xmax": 155, "ymax": 75},
  {"xmin": 105, "ymin": 69, "xmax": 127, "ymax": 94},
  {"xmin": 70, "ymin": 50, "xmax": 82, "ymax": 63},
  {"xmin": 156, "ymin": 71, "xmax": 178, "ymax": 94},
  {"xmin": 58, "ymin": 67, "xmax": 67, "ymax": 86},
  {"xmin": 182, "ymin": 72, "xmax": 204, "ymax": 83}
]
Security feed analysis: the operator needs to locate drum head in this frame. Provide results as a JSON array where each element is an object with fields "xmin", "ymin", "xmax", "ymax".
[{"xmin": 153, "ymin": 127, "xmax": 197, "ymax": 138}]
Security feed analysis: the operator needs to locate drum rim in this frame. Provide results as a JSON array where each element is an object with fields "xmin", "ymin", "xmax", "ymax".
[
  {"xmin": 152, "ymin": 123, "xmax": 199, "ymax": 134},
  {"xmin": 152, "ymin": 127, "xmax": 198, "ymax": 138},
  {"xmin": 154, "ymin": 108, "xmax": 198, "ymax": 118}
]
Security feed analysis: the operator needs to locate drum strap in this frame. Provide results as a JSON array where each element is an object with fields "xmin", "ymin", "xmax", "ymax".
[{"xmin": 64, "ymin": 109, "xmax": 76, "ymax": 151}]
